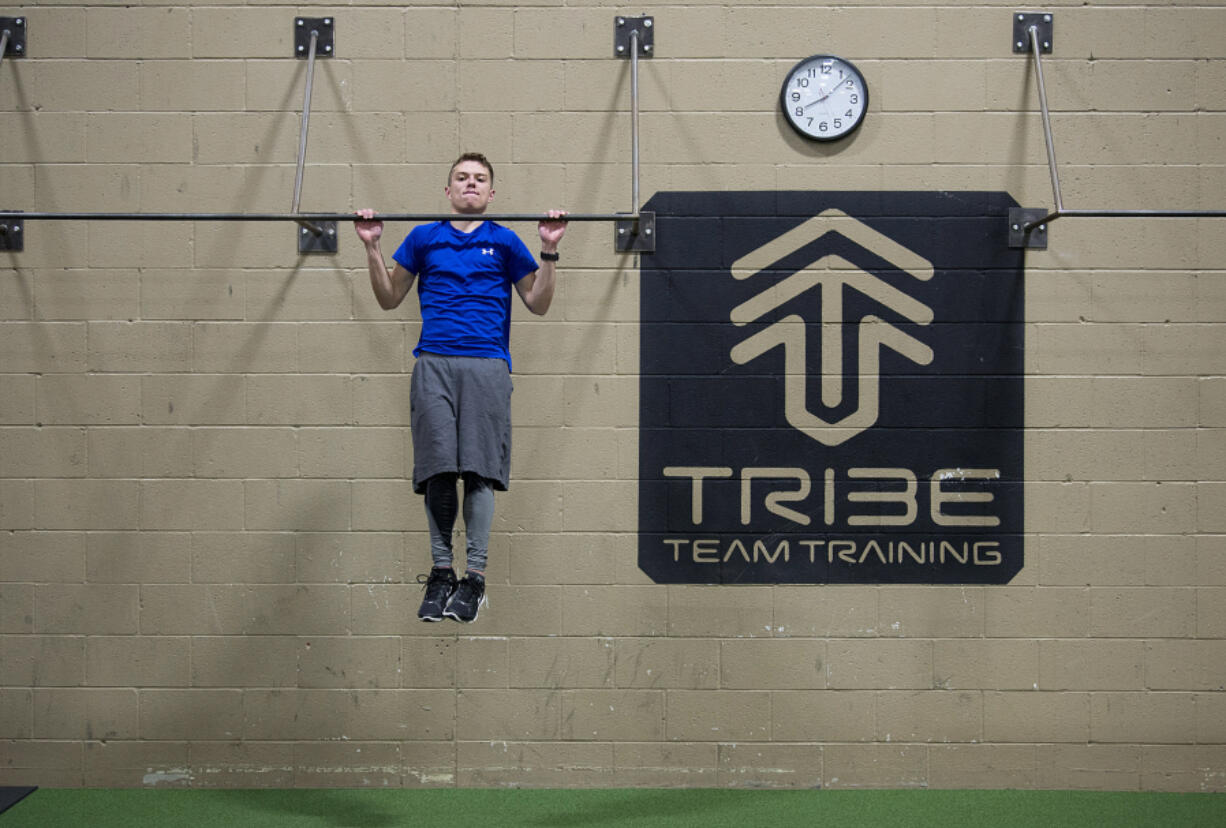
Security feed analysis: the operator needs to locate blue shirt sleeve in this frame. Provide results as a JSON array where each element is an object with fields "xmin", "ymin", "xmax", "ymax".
[
  {"xmin": 391, "ymin": 227, "xmax": 422, "ymax": 275},
  {"xmin": 504, "ymin": 228, "xmax": 539, "ymax": 283}
]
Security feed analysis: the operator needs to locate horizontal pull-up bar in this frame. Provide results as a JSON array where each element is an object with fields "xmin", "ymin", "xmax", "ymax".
[
  {"xmin": 0, "ymin": 211, "xmax": 656, "ymax": 255},
  {"xmin": 1025, "ymin": 208, "xmax": 1226, "ymax": 226},
  {"xmin": 1009, "ymin": 17, "xmax": 1226, "ymax": 249},
  {"xmin": 0, "ymin": 211, "xmax": 639, "ymax": 223}
]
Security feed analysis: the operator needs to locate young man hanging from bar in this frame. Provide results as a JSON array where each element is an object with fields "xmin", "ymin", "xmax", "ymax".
[{"xmin": 355, "ymin": 153, "xmax": 567, "ymax": 623}]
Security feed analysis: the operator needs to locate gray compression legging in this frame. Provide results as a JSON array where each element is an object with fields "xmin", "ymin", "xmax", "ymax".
[{"xmin": 424, "ymin": 472, "xmax": 493, "ymax": 574}]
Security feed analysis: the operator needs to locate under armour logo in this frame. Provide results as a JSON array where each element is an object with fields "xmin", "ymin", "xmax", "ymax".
[
  {"xmin": 729, "ymin": 209, "xmax": 935, "ymax": 447},
  {"xmin": 481, "ymin": 248, "xmax": 495, "ymax": 256}
]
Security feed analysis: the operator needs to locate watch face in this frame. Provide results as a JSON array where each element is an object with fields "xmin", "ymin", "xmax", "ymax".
[{"xmin": 781, "ymin": 55, "xmax": 869, "ymax": 142}]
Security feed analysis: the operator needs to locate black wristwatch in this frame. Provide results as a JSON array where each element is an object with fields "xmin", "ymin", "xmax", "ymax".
[{"xmin": 540, "ymin": 250, "xmax": 559, "ymax": 261}]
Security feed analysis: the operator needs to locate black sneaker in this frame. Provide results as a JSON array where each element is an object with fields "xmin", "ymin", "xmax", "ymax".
[
  {"xmin": 417, "ymin": 567, "xmax": 457, "ymax": 622},
  {"xmin": 442, "ymin": 572, "xmax": 487, "ymax": 623}
]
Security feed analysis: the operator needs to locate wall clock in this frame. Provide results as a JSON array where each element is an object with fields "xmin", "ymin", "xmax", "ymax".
[{"xmin": 780, "ymin": 54, "xmax": 869, "ymax": 142}]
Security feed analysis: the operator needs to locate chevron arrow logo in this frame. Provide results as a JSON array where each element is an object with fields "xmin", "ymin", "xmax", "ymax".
[{"xmin": 729, "ymin": 209, "xmax": 936, "ymax": 446}]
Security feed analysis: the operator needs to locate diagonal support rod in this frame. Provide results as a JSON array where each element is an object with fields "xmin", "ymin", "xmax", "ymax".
[
  {"xmin": 292, "ymin": 26, "xmax": 322, "ymax": 238},
  {"xmin": 630, "ymin": 27, "xmax": 641, "ymax": 214},
  {"xmin": 1019, "ymin": 20, "xmax": 1226, "ymax": 237},
  {"xmin": 1028, "ymin": 23, "xmax": 1062, "ymax": 220},
  {"xmin": 614, "ymin": 16, "xmax": 654, "ymax": 253}
]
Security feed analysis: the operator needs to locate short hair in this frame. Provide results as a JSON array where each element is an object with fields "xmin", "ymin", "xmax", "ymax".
[{"xmin": 448, "ymin": 152, "xmax": 494, "ymax": 186}]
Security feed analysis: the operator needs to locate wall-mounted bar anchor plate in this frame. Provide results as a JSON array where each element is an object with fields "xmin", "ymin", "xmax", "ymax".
[
  {"xmin": 1008, "ymin": 208, "xmax": 1049, "ymax": 249},
  {"xmin": 1, "ymin": 17, "xmax": 27, "ymax": 57},
  {"xmin": 615, "ymin": 212, "xmax": 655, "ymax": 253},
  {"xmin": 295, "ymin": 17, "xmax": 334, "ymax": 58},
  {"xmin": 0, "ymin": 214, "xmax": 23, "ymax": 252},
  {"xmin": 615, "ymin": 16, "xmax": 654, "ymax": 57},
  {"xmin": 1013, "ymin": 12, "xmax": 1053, "ymax": 53},
  {"xmin": 298, "ymin": 221, "xmax": 338, "ymax": 254}
]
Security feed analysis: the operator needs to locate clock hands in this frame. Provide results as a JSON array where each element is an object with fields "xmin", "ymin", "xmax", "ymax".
[
  {"xmin": 804, "ymin": 90, "xmax": 832, "ymax": 110},
  {"xmin": 803, "ymin": 80, "xmax": 845, "ymax": 110}
]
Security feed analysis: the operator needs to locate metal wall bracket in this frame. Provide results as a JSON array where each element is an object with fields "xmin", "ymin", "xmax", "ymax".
[
  {"xmin": 1008, "ymin": 208, "xmax": 1048, "ymax": 249},
  {"xmin": 0, "ymin": 214, "xmax": 23, "ymax": 252},
  {"xmin": 615, "ymin": 211, "xmax": 655, "ymax": 253},
  {"xmin": 298, "ymin": 221, "xmax": 338, "ymax": 254},
  {"xmin": 1, "ymin": 17, "xmax": 27, "ymax": 58},
  {"xmin": 615, "ymin": 16, "xmax": 653, "ymax": 57},
  {"xmin": 1013, "ymin": 12, "xmax": 1053, "ymax": 53},
  {"xmin": 295, "ymin": 17, "xmax": 334, "ymax": 58}
]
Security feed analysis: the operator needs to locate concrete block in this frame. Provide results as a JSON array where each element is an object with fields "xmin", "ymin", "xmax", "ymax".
[
  {"xmin": 85, "ymin": 635, "xmax": 191, "ymax": 687},
  {"xmin": 934, "ymin": 639, "xmax": 1038, "ymax": 691},
  {"xmin": 826, "ymin": 639, "xmax": 932, "ymax": 690},
  {"xmin": 247, "ymin": 375, "xmax": 353, "ymax": 425},
  {"xmin": 297, "ymin": 636, "xmax": 401, "ymax": 689},
  {"xmin": 139, "ymin": 585, "xmax": 245, "ymax": 636},
  {"xmin": 667, "ymin": 585, "xmax": 774, "ymax": 638},
  {"xmin": 664, "ymin": 689, "xmax": 770, "ymax": 742},
  {"xmin": 510, "ymin": 636, "xmax": 615, "ymax": 689},
  {"xmin": 876, "ymin": 689, "xmax": 982, "ymax": 743},
  {"xmin": 456, "ymin": 689, "xmax": 560, "ymax": 741},
  {"xmin": 83, "ymin": 740, "xmax": 188, "ymax": 788},
  {"xmin": 456, "ymin": 740, "xmax": 611, "ymax": 787},
  {"xmin": 86, "ymin": 531, "xmax": 191, "ymax": 584},
  {"xmin": 141, "ymin": 479, "xmax": 245, "ymax": 531},
  {"xmin": 191, "ymin": 636, "xmax": 298, "ymax": 688},
  {"xmin": 770, "ymin": 690, "xmax": 876, "ymax": 742},
  {"xmin": 561, "ymin": 689, "xmax": 664, "ymax": 741},
  {"xmin": 38, "ymin": 374, "xmax": 141, "ymax": 426},
  {"xmin": 32, "ymin": 686, "xmax": 137, "ymax": 740},
  {"xmin": 1091, "ymin": 691, "xmax": 1198, "ymax": 744},
  {"xmin": 0, "ymin": 426, "xmax": 86, "ymax": 478},
  {"xmin": 822, "ymin": 744, "xmax": 928, "ymax": 789},
  {"xmin": 34, "ymin": 479, "xmax": 140, "ymax": 530},
  {"xmin": 720, "ymin": 639, "xmax": 825, "ymax": 690},
  {"xmin": 1, "ymin": 323, "xmax": 88, "ymax": 374},
  {"xmin": 562, "ymin": 586, "xmax": 667, "ymax": 637},
  {"xmin": 984, "ymin": 691, "xmax": 1091, "ymax": 743},
  {"xmin": 138, "ymin": 689, "xmax": 242, "ymax": 739},
  {"xmin": 0, "ymin": 635, "xmax": 85, "ymax": 687},
  {"xmin": 929, "ymin": 744, "xmax": 1038, "ymax": 790}
]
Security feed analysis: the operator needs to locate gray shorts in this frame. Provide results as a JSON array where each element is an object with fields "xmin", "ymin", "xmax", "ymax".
[{"xmin": 410, "ymin": 352, "xmax": 513, "ymax": 494}]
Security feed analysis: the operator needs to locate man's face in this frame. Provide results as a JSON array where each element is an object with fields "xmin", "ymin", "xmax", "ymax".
[{"xmin": 445, "ymin": 160, "xmax": 495, "ymax": 214}]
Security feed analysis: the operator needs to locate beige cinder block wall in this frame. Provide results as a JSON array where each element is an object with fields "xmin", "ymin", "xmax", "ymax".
[{"xmin": 1, "ymin": 1, "xmax": 1224, "ymax": 791}]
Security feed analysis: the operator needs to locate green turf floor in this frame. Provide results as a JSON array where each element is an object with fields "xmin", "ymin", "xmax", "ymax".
[{"xmin": 2, "ymin": 788, "xmax": 1223, "ymax": 827}]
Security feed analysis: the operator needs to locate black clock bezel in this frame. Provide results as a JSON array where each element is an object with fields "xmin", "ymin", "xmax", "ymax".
[{"xmin": 780, "ymin": 54, "xmax": 869, "ymax": 143}]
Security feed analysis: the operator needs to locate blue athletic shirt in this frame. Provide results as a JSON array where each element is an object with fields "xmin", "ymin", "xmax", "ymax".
[{"xmin": 392, "ymin": 220, "xmax": 538, "ymax": 370}]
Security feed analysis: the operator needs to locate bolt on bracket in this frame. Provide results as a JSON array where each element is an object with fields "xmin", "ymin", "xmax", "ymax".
[
  {"xmin": 1, "ymin": 17, "xmax": 27, "ymax": 58},
  {"xmin": 0, "ymin": 214, "xmax": 23, "ymax": 252},
  {"xmin": 615, "ymin": 16, "xmax": 653, "ymax": 58},
  {"xmin": 298, "ymin": 221, "xmax": 338, "ymax": 254},
  {"xmin": 615, "ymin": 211, "xmax": 655, "ymax": 253},
  {"xmin": 1008, "ymin": 208, "xmax": 1049, "ymax": 249},
  {"xmin": 1013, "ymin": 11, "xmax": 1053, "ymax": 54},
  {"xmin": 295, "ymin": 17, "xmax": 334, "ymax": 58}
]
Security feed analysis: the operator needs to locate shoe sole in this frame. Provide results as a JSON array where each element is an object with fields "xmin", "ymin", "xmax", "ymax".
[
  {"xmin": 443, "ymin": 595, "xmax": 486, "ymax": 623},
  {"xmin": 418, "ymin": 613, "xmax": 445, "ymax": 622}
]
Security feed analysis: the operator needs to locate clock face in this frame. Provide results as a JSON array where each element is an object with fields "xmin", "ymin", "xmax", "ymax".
[{"xmin": 780, "ymin": 55, "xmax": 869, "ymax": 142}]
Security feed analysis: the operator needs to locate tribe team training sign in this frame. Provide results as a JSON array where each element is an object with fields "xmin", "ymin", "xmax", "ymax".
[{"xmin": 637, "ymin": 192, "xmax": 1025, "ymax": 584}]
